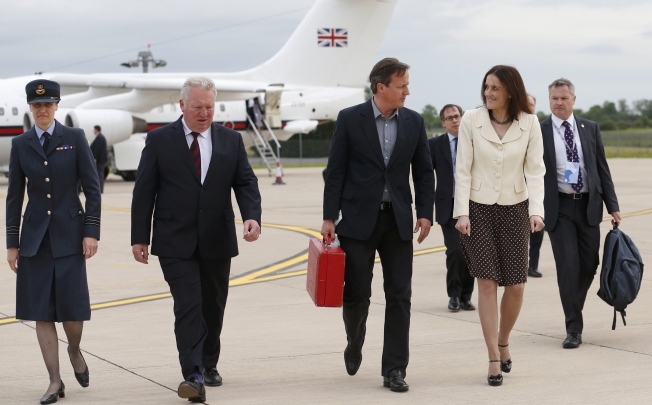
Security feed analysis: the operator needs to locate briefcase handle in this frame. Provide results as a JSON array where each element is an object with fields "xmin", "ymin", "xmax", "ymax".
[{"xmin": 323, "ymin": 234, "xmax": 332, "ymax": 248}]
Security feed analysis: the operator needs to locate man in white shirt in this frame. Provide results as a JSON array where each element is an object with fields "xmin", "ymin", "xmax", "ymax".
[{"xmin": 540, "ymin": 78, "xmax": 621, "ymax": 349}]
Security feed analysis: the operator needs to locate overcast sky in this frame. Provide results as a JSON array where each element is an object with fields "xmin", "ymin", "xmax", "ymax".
[{"xmin": 2, "ymin": 0, "xmax": 651, "ymax": 113}]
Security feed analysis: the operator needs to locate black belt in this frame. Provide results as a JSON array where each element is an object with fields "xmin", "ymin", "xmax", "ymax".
[
  {"xmin": 559, "ymin": 192, "xmax": 588, "ymax": 200},
  {"xmin": 380, "ymin": 202, "xmax": 393, "ymax": 210}
]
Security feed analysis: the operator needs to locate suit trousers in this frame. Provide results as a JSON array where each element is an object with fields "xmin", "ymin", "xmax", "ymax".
[
  {"xmin": 441, "ymin": 218, "xmax": 474, "ymax": 302},
  {"xmin": 159, "ymin": 247, "xmax": 231, "ymax": 379},
  {"xmin": 338, "ymin": 208, "xmax": 413, "ymax": 377},
  {"xmin": 529, "ymin": 230, "xmax": 544, "ymax": 270},
  {"xmin": 547, "ymin": 197, "xmax": 600, "ymax": 334}
]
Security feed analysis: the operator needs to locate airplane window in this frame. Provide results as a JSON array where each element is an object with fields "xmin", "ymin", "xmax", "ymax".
[
  {"xmin": 158, "ymin": 106, "xmax": 164, "ymax": 112},
  {"xmin": 0, "ymin": 108, "xmax": 4, "ymax": 116},
  {"xmin": 219, "ymin": 104, "xmax": 225, "ymax": 112},
  {"xmin": 12, "ymin": 107, "xmax": 18, "ymax": 115}
]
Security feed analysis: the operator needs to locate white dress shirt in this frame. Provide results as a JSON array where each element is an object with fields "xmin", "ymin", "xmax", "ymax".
[
  {"xmin": 182, "ymin": 118, "xmax": 212, "ymax": 184},
  {"xmin": 551, "ymin": 113, "xmax": 588, "ymax": 193},
  {"xmin": 448, "ymin": 132, "xmax": 457, "ymax": 191}
]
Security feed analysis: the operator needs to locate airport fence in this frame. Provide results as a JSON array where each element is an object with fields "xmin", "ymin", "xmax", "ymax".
[{"xmin": 602, "ymin": 132, "xmax": 652, "ymax": 158}]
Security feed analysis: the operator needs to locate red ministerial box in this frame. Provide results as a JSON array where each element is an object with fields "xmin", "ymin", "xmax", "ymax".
[{"xmin": 306, "ymin": 237, "xmax": 346, "ymax": 307}]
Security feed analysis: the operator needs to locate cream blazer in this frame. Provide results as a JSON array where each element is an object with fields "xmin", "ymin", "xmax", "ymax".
[{"xmin": 453, "ymin": 107, "xmax": 545, "ymax": 219}]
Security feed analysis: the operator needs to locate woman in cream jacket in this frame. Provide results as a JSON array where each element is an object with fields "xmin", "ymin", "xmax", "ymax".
[{"xmin": 453, "ymin": 65, "xmax": 545, "ymax": 386}]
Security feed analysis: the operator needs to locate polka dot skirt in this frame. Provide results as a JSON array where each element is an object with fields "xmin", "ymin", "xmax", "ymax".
[{"xmin": 460, "ymin": 200, "xmax": 530, "ymax": 286}]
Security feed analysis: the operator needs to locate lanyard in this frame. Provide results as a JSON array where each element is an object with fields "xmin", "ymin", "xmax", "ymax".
[{"xmin": 552, "ymin": 119, "xmax": 578, "ymax": 153}]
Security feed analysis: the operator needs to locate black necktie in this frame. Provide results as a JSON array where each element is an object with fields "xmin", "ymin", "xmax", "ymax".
[{"xmin": 42, "ymin": 131, "xmax": 51, "ymax": 152}]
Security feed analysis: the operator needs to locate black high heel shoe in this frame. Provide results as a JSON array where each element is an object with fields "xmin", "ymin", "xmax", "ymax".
[
  {"xmin": 68, "ymin": 346, "xmax": 89, "ymax": 387},
  {"xmin": 40, "ymin": 380, "xmax": 65, "ymax": 404},
  {"xmin": 487, "ymin": 360, "xmax": 503, "ymax": 386},
  {"xmin": 498, "ymin": 343, "xmax": 512, "ymax": 373}
]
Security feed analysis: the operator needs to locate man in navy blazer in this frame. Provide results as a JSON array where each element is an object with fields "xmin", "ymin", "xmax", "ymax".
[
  {"xmin": 541, "ymin": 78, "xmax": 620, "ymax": 349},
  {"xmin": 131, "ymin": 77, "xmax": 261, "ymax": 402},
  {"xmin": 428, "ymin": 104, "xmax": 475, "ymax": 312},
  {"xmin": 322, "ymin": 58, "xmax": 434, "ymax": 392}
]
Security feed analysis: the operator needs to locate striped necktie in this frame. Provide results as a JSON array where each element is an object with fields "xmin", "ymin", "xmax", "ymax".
[{"xmin": 190, "ymin": 132, "xmax": 201, "ymax": 178}]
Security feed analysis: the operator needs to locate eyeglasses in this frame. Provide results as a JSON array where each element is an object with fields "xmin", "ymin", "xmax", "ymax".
[{"xmin": 443, "ymin": 114, "xmax": 461, "ymax": 122}]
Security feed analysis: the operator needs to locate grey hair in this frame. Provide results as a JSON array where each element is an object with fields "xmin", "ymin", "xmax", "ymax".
[
  {"xmin": 180, "ymin": 76, "xmax": 217, "ymax": 103},
  {"xmin": 548, "ymin": 78, "xmax": 575, "ymax": 96}
]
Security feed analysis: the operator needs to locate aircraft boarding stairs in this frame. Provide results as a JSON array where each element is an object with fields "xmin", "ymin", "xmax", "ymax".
[{"xmin": 245, "ymin": 115, "xmax": 281, "ymax": 176}]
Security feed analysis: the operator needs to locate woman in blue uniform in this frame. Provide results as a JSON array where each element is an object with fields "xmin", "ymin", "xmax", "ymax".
[{"xmin": 6, "ymin": 80, "xmax": 102, "ymax": 404}]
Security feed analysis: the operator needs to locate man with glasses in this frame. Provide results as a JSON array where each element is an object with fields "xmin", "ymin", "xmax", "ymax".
[{"xmin": 428, "ymin": 104, "xmax": 475, "ymax": 312}]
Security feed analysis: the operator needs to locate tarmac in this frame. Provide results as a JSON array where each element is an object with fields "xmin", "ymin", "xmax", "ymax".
[{"xmin": 0, "ymin": 159, "xmax": 651, "ymax": 405}]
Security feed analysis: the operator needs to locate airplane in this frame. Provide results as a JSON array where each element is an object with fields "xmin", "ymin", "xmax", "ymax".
[{"xmin": 0, "ymin": 0, "xmax": 397, "ymax": 178}]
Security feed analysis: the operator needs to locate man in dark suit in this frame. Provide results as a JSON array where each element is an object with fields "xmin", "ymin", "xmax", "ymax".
[
  {"xmin": 428, "ymin": 104, "xmax": 475, "ymax": 312},
  {"xmin": 322, "ymin": 58, "xmax": 435, "ymax": 392},
  {"xmin": 541, "ymin": 78, "xmax": 621, "ymax": 349},
  {"xmin": 131, "ymin": 76, "xmax": 262, "ymax": 402},
  {"xmin": 89, "ymin": 125, "xmax": 108, "ymax": 193}
]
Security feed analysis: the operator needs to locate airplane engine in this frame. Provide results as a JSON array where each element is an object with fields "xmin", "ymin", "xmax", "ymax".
[{"xmin": 65, "ymin": 109, "xmax": 147, "ymax": 146}]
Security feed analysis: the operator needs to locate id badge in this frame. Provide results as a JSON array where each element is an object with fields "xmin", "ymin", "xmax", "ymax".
[{"xmin": 564, "ymin": 161, "xmax": 580, "ymax": 184}]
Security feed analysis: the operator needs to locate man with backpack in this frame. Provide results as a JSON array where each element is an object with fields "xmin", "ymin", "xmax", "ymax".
[{"xmin": 541, "ymin": 78, "xmax": 621, "ymax": 349}]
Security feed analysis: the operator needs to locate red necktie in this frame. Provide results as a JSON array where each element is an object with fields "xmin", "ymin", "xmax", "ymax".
[{"xmin": 190, "ymin": 132, "xmax": 201, "ymax": 178}]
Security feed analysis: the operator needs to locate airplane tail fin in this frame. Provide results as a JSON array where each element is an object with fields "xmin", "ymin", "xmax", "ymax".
[{"xmin": 247, "ymin": 0, "xmax": 397, "ymax": 88}]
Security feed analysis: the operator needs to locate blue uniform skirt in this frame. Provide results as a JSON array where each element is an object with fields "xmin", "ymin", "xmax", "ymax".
[{"xmin": 15, "ymin": 232, "xmax": 91, "ymax": 322}]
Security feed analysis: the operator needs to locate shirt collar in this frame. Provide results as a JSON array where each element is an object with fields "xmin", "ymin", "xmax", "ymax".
[
  {"xmin": 35, "ymin": 121, "xmax": 56, "ymax": 139},
  {"xmin": 551, "ymin": 113, "xmax": 575, "ymax": 130},
  {"xmin": 447, "ymin": 133, "xmax": 457, "ymax": 142},
  {"xmin": 182, "ymin": 117, "xmax": 211, "ymax": 139},
  {"xmin": 371, "ymin": 97, "xmax": 398, "ymax": 120}
]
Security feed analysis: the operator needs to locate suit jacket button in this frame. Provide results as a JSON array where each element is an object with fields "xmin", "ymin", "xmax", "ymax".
[
  {"xmin": 494, "ymin": 187, "xmax": 500, "ymax": 192},
  {"xmin": 497, "ymin": 145, "xmax": 503, "ymax": 151},
  {"xmin": 496, "ymin": 159, "xmax": 502, "ymax": 164},
  {"xmin": 47, "ymin": 211, "xmax": 51, "ymax": 215},
  {"xmin": 47, "ymin": 194, "xmax": 51, "ymax": 199},
  {"xmin": 44, "ymin": 161, "xmax": 48, "ymax": 166},
  {"xmin": 45, "ymin": 178, "xmax": 50, "ymax": 182},
  {"xmin": 495, "ymin": 173, "xmax": 501, "ymax": 178},
  {"xmin": 79, "ymin": 211, "xmax": 82, "ymax": 214}
]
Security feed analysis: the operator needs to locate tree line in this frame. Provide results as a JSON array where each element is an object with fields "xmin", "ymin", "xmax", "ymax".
[{"xmin": 422, "ymin": 99, "xmax": 652, "ymax": 132}]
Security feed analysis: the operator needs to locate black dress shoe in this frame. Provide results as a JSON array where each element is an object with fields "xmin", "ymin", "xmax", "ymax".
[
  {"xmin": 562, "ymin": 333, "xmax": 582, "ymax": 349},
  {"xmin": 68, "ymin": 346, "xmax": 89, "ymax": 388},
  {"xmin": 40, "ymin": 381, "xmax": 65, "ymax": 404},
  {"xmin": 178, "ymin": 376, "xmax": 206, "ymax": 402},
  {"xmin": 487, "ymin": 360, "xmax": 503, "ymax": 386},
  {"xmin": 528, "ymin": 267, "xmax": 542, "ymax": 278},
  {"xmin": 448, "ymin": 297, "xmax": 460, "ymax": 312},
  {"xmin": 344, "ymin": 346, "xmax": 362, "ymax": 376},
  {"xmin": 203, "ymin": 367, "xmax": 222, "ymax": 387},
  {"xmin": 460, "ymin": 300, "xmax": 476, "ymax": 311},
  {"xmin": 383, "ymin": 370, "xmax": 409, "ymax": 392}
]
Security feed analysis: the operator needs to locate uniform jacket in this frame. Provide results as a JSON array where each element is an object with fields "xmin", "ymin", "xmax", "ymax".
[
  {"xmin": 90, "ymin": 132, "xmax": 108, "ymax": 165},
  {"xmin": 323, "ymin": 99, "xmax": 435, "ymax": 241},
  {"xmin": 453, "ymin": 107, "xmax": 545, "ymax": 219},
  {"xmin": 541, "ymin": 115, "xmax": 619, "ymax": 231},
  {"xmin": 6, "ymin": 121, "xmax": 102, "ymax": 257},
  {"xmin": 131, "ymin": 117, "xmax": 262, "ymax": 259}
]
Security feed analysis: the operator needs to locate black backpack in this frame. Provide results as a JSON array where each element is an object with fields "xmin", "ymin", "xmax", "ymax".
[{"xmin": 597, "ymin": 225, "xmax": 644, "ymax": 330}]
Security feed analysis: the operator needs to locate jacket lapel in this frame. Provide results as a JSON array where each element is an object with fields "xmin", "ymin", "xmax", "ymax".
[
  {"xmin": 541, "ymin": 118, "xmax": 557, "ymax": 170},
  {"xmin": 476, "ymin": 108, "xmax": 502, "ymax": 144},
  {"xmin": 360, "ymin": 100, "xmax": 385, "ymax": 167},
  {"xmin": 387, "ymin": 109, "xmax": 409, "ymax": 169},
  {"xmin": 27, "ymin": 127, "xmax": 47, "ymax": 160},
  {"xmin": 575, "ymin": 116, "xmax": 592, "ymax": 187},
  {"xmin": 202, "ymin": 123, "xmax": 222, "ymax": 185},
  {"xmin": 172, "ymin": 117, "xmax": 201, "ymax": 184},
  {"xmin": 440, "ymin": 133, "xmax": 453, "ymax": 167},
  {"xmin": 45, "ymin": 120, "xmax": 63, "ymax": 155}
]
